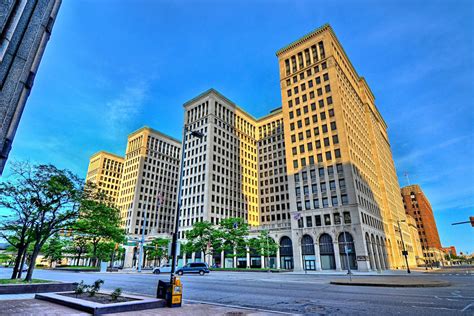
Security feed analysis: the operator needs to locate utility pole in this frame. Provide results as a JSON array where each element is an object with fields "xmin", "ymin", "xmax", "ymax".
[
  {"xmin": 169, "ymin": 126, "xmax": 204, "ymax": 279},
  {"xmin": 137, "ymin": 207, "xmax": 148, "ymax": 272},
  {"xmin": 397, "ymin": 220, "xmax": 411, "ymax": 273}
]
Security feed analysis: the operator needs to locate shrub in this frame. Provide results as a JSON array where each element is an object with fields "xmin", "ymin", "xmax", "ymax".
[
  {"xmin": 110, "ymin": 288, "xmax": 122, "ymax": 301},
  {"xmin": 74, "ymin": 281, "xmax": 88, "ymax": 296},
  {"xmin": 88, "ymin": 279, "xmax": 104, "ymax": 297}
]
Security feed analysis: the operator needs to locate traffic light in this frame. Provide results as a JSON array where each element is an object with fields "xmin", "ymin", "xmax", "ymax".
[{"xmin": 470, "ymin": 216, "xmax": 474, "ymax": 227}]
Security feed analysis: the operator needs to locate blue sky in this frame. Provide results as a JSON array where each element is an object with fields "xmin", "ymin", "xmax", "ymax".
[{"xmin": 4, "ymin": 0, "xmax": 473, "ymax": 253}]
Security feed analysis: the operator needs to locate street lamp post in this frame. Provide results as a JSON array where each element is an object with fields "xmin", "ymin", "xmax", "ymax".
[
  {"xmin": 340, "ymin": 214, "xmax": 352, "ymax": 278},
  {"xmin": 397, "ymin": 219, "xmax": 411, "ymax": 274},
  {"xmin": 169, "ymin": 125, "xmax": 204, "ymax": 280},
  {"xmin": 137, "ymin": 207, "xmax": 148, "ymax": 272}
]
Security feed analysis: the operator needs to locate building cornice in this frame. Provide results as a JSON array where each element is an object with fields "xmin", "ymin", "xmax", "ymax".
[
  {"xmin": 90, "ymin": 151, "xmax": 124, "ymax": 161},
  {"xmin": 128, "ymin": 126, "xmax": 181, "ymax": 145},
  {"xmin": 276, "ymin": 23, "xmax": 331, "ymax": 56}
]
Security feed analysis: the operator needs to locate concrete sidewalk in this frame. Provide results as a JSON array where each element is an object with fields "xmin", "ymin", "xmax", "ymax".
[
  {"xmin": 330, "ymin": 276, "xmax": 451, "ymax": 287},
  {"xmin": 0, "ymin": 298, "xmax": 286, "ymax": 315}
]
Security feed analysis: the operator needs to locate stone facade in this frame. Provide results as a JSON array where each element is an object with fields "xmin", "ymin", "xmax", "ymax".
[
  {"xmin": 276, "ymin": 24, "xmax": 418, "ymax": 271},
  {"xmin": 85, "ymin": 151, "xmax": 124, "ymax": 205},
  {"xmin": 0, "ymin": 0, "xmax": 61, "ymax": 174}
]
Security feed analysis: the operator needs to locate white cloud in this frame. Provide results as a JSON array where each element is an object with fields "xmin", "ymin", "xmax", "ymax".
[{"xmin": 104, "ymin": 81, "xmax": 148, "ymax": 138}]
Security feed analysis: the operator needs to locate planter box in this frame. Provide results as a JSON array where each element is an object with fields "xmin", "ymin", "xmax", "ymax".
[
  {"xmin": 36, "ymin": 291, "xmax": 165, "ymax": 315},
  {"xmin": 0, "ymin": 282, "xmax": 76, "ymax": 294}
]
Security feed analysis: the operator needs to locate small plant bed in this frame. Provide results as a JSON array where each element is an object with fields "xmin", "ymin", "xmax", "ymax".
[
  {"xmin": 0, "ymin": 278, "xmax": 53, "ymax": 284},
  {"xmin": 60, "ymin": 292, "xmax": 136, "ymax": 304},
  {"xmin": 36, "ymin": 279, "xmax": 165, "ymax": 315}
]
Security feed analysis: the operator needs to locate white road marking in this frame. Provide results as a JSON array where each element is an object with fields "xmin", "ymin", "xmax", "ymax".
[
  {"xmin": 184, "ymin": 299, "xmax": 299, "ymax": 315},
  {"xmin": 461, "ymin": 302, "xmax": 474, "ymax": 312}
]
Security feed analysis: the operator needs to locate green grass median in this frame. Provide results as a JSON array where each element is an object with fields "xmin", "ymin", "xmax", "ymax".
[{"xmin": 0, "ymin": 278, "xmax": 53, "ymax": 284}]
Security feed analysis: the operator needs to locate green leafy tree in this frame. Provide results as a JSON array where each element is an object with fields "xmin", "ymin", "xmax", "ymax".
[
  {"xmin": 68, "ymin": 235, "xmax": 90, "ymax": 266},
  {"xmin": 148, "ymin": 237, "xmax": 170, "ymax": 267},
  {"xmin": 0, "ymin": 162, "xmax": 86, "ymax": 281},
  {"xmin": 215, "ymin": 218, "xmax": 249, "ymax": 267},
  {"xmin": 185, "ymin": 221, "xmax": 216, "ymax": 263},
  {"xmin": 248, "ymin": 230, "xmax": 278, "ymax": 268},
  {"xmin": 95, "ymin": 241, "xmax": 116, "ymax": 263},
  {"xmin": 42, "ymin": 234, "xmax": 65, "ymax": 267},
  {"xmin": 74, "ymin": 195, "xmax": 125, "ymax": 266}
]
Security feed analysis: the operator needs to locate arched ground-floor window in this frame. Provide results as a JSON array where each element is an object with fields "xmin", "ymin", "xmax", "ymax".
[{"xmin": 319, "ymin": 234, "xmax": 336, "ymax": 270}]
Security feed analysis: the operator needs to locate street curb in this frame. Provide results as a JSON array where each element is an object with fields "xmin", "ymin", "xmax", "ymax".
[
  {"xmin": 0, "ymin": 282, "xmax": 77, "ymax": 294},
  {"xmin": 329, "ymin": 280, "xmax": 451, "ymax": 287}
]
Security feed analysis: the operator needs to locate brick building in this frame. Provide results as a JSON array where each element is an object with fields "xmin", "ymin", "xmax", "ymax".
[{"xmin": 401, "ymin": 184, "xmax": 442, "ymax": 264}]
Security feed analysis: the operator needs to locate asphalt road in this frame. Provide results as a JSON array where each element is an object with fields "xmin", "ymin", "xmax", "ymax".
[{"xmin": 1, "ymin": 267, "xmax": 473, "ymax": 315}]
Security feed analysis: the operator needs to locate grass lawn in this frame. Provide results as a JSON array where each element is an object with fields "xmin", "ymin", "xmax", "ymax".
[{"xmin": 0, "ymin": 278, "xmax": 53, "ymax": 284}]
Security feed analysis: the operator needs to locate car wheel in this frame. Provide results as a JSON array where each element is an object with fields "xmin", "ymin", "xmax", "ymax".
[
  {"xmin": 153, "ymin": 270, "xmax": 160, "ymax": 274},
  {"xmin": 199, "ymin": 270, "xmax": 205, "ymax": 276},
  {"xmin": 178, "ymin": 270, "xmax": 183, "ymax": 275}
]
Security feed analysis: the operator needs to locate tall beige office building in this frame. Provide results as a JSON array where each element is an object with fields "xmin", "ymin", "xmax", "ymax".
[
  {"xmin": 256, "ymin": 109, "xmax": 290, "ymax": 230},
  {"xmin": 116, "ymin": 126, "xmax": 181, "ymax": 238},
  {"xmin": 179, "ymin": 90, "xmax": 258, "ymax": 239},
  {"xmin": 179, "ymin": 90, "xmax": 290, "ymax": 240},
  {"xmin": 85, "ymin": 151, "xmax": 124, "ymax": 204},
  {"xmin": 275, "ymin": 24, "xmax": 417, "ymax": 271}
]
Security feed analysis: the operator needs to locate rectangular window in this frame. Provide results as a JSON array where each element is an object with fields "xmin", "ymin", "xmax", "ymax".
[
  {"xmin": 334, "ymin": 213, "xmax": 341, "ymax": 225},
  {"xmin": 297, "ymin": 201, "xmax": 302, "ymax": 211},
  {"xmin": 298, "ymin": 217, "xmax": 304, "ymax": 228},
  {"xmin": 315, "ymin": 215, "xmax": 322, "ymax": 226},
  {"xmin": 339, "ymin": 179, "xmax": 346, "ymax": 189},
  {"xmin": 295, "ymin": 187, "xmax": 301, "ymax": 196},
  {"xmin": 324, "ymin": 213, "xmax": 331, "ymax": 225},
  {"xmin": 305, "ymin": 200, "xmax": 311, "ymax": 210},
  {"xmin": 285, "ymin": 59, "xmax": 290, "ymax": 75},
  {"xmin": 344, "ymin": 211, "xmax": 351, "ymax": 224},
  {"xmin": 332, "ymin": 196, "xmax": 338, "ymax": 206},
  {"xmin": 313, "ymin": 199, "xmax": 319, "ymax": 208},
  {"xmin": 341, "ymin": 194, "xmax": 349, "ymax": 205},
  {"xmin": 306, "ymin": 216, "xmax": 313, "ymax": 227}
]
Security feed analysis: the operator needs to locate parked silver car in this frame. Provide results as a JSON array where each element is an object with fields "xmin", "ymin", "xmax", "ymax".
[{"xmin": 152, "ymin": 264, "xmax": 172, "ymax": 274}]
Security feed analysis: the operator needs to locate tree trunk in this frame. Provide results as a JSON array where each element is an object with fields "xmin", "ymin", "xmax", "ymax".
[
  {"xmin": 92, "ymin": 241, "xmax": 98, "ymax": 267},
  {"xmin": 11, "ymin": 244, "xmax": 25, "ymax": 279},
  {"xmin": 17, "ymin": 246, "xmax": 28, "ymax": 279},
  {"xmin": 77, "ymin": 250, "xmax": 83, "ymax": 266},
  {"xmin": 24, "ymin": 242, "xmax": 42, "ymax": 282}
]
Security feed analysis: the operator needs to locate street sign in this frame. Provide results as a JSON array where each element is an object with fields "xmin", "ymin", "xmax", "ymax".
[{"xmin": 168, "ymin": 241, "xmax": 180, "ymax": 257}]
